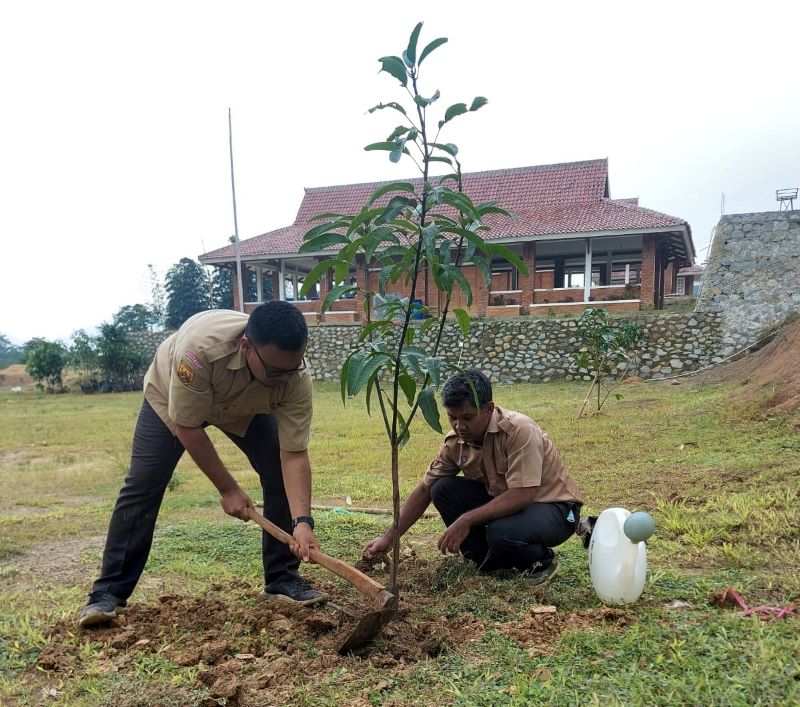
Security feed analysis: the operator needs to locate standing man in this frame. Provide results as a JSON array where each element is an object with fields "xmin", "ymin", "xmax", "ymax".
[
  {"xmin": 365, "ymin": 369, "xmax": 583, "ymax": 585},
  {"xmin": 80, "ymin": 301, "xmax": 326, "ymax": 627}
]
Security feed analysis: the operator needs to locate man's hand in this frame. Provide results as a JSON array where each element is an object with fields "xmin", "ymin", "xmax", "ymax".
[
  {"xmin": 363, "ymin": 533, "xmax": 392, "ymax": 560},
  {"xmin": 437, "ymin": 516, "xmax": 471, "ymax": 555},
  {"xmin": 290, "ymin": 523, "xmax": 320, "ymax": 563},
  {"xmin": 220, "ymin": 486, "xmax": 254, "ymax": 521}
]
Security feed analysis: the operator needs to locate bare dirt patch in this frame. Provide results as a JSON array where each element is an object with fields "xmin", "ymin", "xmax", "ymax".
[
  {"xmin": 0, "ymin": 535, "xmax": 105, "ymax": 590},
  {"xmin": 0, "ymin": 364, "xmax": 34, "ymax": 389},
  {"xmin": 691, "ymin": 317, "xmax": 800, "ymax": 414},
  {"xmin": 30, "ymin": 571, "xmax": 633, "ymax": 706}
]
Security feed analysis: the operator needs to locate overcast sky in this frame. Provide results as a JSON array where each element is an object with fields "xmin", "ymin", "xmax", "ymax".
[{"xmin": 1, "ymin": 1, "xmax": 797, "ymax": 344}]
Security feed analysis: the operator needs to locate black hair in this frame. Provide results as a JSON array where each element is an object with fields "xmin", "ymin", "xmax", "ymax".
[
  {"xmin": 441, "ymin": 368, "xmax": 493, "ymax": 409},
  {"xmin": 245, "ymin": 301, "xmax": 308, "ymax": 351}
]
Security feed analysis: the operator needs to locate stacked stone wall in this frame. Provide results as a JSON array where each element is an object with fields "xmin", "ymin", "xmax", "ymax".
[
  {"xmin": 305, "ymin": 313, "xmax": 724, "ymax": 383},
  {"xmin": 696, "ymin": 211, "xmax": 800, "ymax": 349}
]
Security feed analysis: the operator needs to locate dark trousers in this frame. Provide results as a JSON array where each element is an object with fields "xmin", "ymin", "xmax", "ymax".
[
  {"xmin": 430, "ymin": 476, "xmax": 577, "ymax": 572},
  {"xmin": 90, "ymin": 400, "xmax": 298, "ymax": 601}
]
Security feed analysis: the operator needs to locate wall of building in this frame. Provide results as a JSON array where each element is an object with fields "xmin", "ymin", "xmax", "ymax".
[{"xmin": 696, "ymin": 211, "xmax": 800, "ymax": 350}]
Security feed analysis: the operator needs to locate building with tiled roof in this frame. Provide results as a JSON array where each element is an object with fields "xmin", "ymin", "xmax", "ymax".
[{"xmin": 199, "ymin": 159, "xmax": 695, "ymax": 320}]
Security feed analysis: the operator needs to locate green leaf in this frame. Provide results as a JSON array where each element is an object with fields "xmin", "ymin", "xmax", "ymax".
[
  {"xmin": 344, "ymin": 352, "xmax": 365, "ymax": 398},
  {"xmin": 365, "ymin": 141, "xmax": 402, "ymax": 152},
  {"xmin": 439, "ymin": 240, "xmax": 452, "ymax": 267},
  {"xmin": 300, "ymin": 232, "xmax": 350, "ymax": 254},
  {"xmin": 367, "ymin": 102, "xmax": 407, "ymax": 116},
  {"xmin": 346, "ymin": 206, "xmax": 383, "ymax": 236},
  {"xmin": 428, "ymin": 155, "xmax": 453, "ymax": 166},
  {"xmin": 322, "ymin": 283, "xmax": 356, "ymax": 312},
  {"xmin": 477, "ymin": 202, "xmax": 514, "ymax": 219},
  {"xmin": 386, "ymin": 125, "xmax": 410, "ymax": 141},
  {"xmin": 424, "ymin": 356, "xmax": 442, "ymax": 387},
  {"xmin": 453, "ymin": 308, "xmax": 471, "ymax": 337},
  {"xmin": 443, "ymin": 103, "xmax": 468, "ymax": 123},
  {"xmin": 340, "ymin": 353, "xmax": 353, "ymax": 404},
  {"xmin": 418, "ymin": 37, "xmax": 448, "ymax": 66},
  {"xmin": 376, "ymin": 195, "xmax": 417, "ymax": 225},
  {"xmin": 378, "ymin": 56, "xmax": 408, "ymax": 86},
  {"xmin": 469, "ymin": 96, "xmax": 488, "ymax": 112},
  {"xmin": 488, "ymin": 243, "xmax": 528, "ymax": 275},
  {"xmin": 399, "ymin": 373, "xmax": 417, "ymax": 406},
  {"xmin": 359, "ymin": 320, "xmax": 389, "ymax": 342},
  {"xmin": 299, "ymin": 259, "xmax": 337, "ymax": 297},
  {"xmin": 406, "ymin": 22, "xmax": 423, "ymax": 66},
  {"xmin": 414, "ymin": 89, "xmax": 441, "ymax": 108},
  {"xmin": 351, "ymin": 352, "xmax": 391, "ymax": 396},
  {"xmin": 474, "ymin": 257, "xmax": 492, "ymax": 288},
  {"xmin": 448, "ymin": 266, "xmax": 473, "ymax": 306},
  {"xmin": 401, "ymin": 348, "xmax": 425, "ymax": 378},
  {"xmin": 418, "ymin": 387, "xmax": 443, "ymax": 433},
  {"xmin": 432, "ymin": 142, "xmax": 458, "ymax": 157}
]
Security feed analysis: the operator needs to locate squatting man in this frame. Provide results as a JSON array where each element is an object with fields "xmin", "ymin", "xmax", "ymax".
[
  {"xmin": 365, "ymin": 369, "xmax": 584, "ymax": 584},
  {"xmin": 79, "ymin": 302, "xmax": 326, "ymax": 626}
]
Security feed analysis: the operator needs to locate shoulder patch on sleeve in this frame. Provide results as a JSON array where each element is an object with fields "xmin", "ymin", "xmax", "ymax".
[
  {"xmin": 184, "ymin": 350, "xmax": 204, "ymax": 369},
  {"xmin": 177, "ymin": 360, "xmax": 195, "ymax": 386}
]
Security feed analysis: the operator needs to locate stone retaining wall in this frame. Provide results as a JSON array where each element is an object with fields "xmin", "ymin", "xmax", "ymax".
[
  {"xmin": 696, "ymin": 211, "xmax": 800, "ymax": 348},
  {"xmin": 305, "ymin": 313, "xmax": 724, "ymax": 383}
]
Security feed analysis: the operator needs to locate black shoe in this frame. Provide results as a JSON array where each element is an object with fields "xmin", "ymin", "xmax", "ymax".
[
  {"xmin": 79, "ymin": 592, "xmax": 127, "ymax": 627},
  {"xmin": 264, "ymin": 578, "xmax": 328, "ymax": 606},
  {"xmin": 524, "ymin": 555, "xmax": 559, "ymax": 587}
]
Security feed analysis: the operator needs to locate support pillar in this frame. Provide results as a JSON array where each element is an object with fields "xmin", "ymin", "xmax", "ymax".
[{"xmin": 583, "ymin": 238, "xmax": 593, "ymax": 302}]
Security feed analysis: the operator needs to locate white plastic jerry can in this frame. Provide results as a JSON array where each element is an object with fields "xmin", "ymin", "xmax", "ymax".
[{"xmin": 588, "ymin": 507, "xmax": 648, "ymax": 605}]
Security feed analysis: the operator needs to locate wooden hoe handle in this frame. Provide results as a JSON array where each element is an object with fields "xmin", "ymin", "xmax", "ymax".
[{"xmin": 246, "ymin": 507, "xmax": 393, "ymax": 608}]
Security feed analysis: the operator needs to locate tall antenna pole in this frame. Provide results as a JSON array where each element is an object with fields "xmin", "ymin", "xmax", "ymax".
[{"xmin": 229, "ymin": 108, "xmax": 245, "ymax": 312}]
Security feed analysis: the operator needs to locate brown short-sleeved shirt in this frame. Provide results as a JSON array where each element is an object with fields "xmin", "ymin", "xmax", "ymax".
[
  {"xmin": 143, "ymin": 309, "xmax": 312, "ymax": 451},
  {"xmin": 422, "ymin": 405, "xmax": 583, "ymax": 504}
]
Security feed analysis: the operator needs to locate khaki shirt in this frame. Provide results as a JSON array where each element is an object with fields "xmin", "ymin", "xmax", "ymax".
[
  {"xmin": 143, "ymin": 309, "xmax": 312, "ymax": 451},
  {"xmin": 422, "ymin": 405, "xmax": 583, "ymax": 504}
]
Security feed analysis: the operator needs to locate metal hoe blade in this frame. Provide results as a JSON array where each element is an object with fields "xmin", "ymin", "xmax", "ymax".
[{"xmin": 337, "ymin": 588, "xmax": 397, "ymax": 654}]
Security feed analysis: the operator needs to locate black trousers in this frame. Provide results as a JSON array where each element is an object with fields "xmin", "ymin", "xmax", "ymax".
[
  {"xmin": 429, "ymin": 476, "xmax": 577, "ymax": 572},
  {"xmin": 90, "ymin": 400, "xmax": 298, "ymax": 601}
]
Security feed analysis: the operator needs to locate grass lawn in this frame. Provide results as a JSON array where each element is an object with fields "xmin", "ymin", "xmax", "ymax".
[{"xmin": 0, "ymin": 379, "xmax": 798, "ymax": 705}]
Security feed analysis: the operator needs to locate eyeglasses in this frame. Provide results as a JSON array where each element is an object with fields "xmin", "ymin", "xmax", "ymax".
[{"xmin": 250, "ymin": 345, "xmax": 307, "ymax": 379}]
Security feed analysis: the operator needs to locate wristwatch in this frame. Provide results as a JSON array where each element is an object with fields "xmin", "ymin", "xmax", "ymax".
[{"xmin": 292, "ymin": 515, "xmax": 315, "ymax": 530}]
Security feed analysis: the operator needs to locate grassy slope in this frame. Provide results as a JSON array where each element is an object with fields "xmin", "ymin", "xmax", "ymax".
[{"xmin": 0, "ymin": 381, "xmax": 798, "ymax": 705}]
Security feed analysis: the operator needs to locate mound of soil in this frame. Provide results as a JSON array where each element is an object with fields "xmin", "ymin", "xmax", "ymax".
[
  {"xmin": 0, "ymin": 364, "xmax": 33, "ymax": 389},
  {"xmin": 693, "ymin": 317, "xmax": 800, "ymax": 414},
  {"xmin": 33, "ymin": 572, "xmax": 632, "ymax": 706}
]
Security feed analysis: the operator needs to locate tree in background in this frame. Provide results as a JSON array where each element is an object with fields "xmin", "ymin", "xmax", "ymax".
[
  {"xmin": 25, "ymin": 339, "xmax": 68, "ymax": 392},
  {"xmin": 113, "ymin": 304, "xmax": 159, "ymax": 332},
  {"xmin": 69, "ymin": 329, "xmax": 101, "ymax": 392},
  {"xmin": 165, "ymin": 257, "xmax": 210, "ymax": 329},
  {"xmin": 0, "ymin": 334, "xmax": 24, "ymax": 369},
  {"xmin": 211, "ymin": 266, "xmax": 234, "ymax": 309},
  {"xmin": 300, "ymin": 23, "xmax": 522, "ymax": 595},
  {"xmin": 210, "ymin": 266, "xmax": 274, "ymax": 310},
  {"xmin": 146, "ymin": 264, "xmax": 167, "ymax": 330},
  {"xmin": 96, "ymin": 322, "xmax": 148, "ymax": 392}
]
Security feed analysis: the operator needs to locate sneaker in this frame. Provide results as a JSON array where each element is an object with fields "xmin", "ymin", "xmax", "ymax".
[
  {"xmin": 264, "ymin": 578, "xmax": 328, "ymax": 606},
  {"xmin": 524, "ymin": 556, "xmax": 559, "ymax": 587},
  {"xmin": 78, "ymin": 592, "xmax": 127, "ymax": 627}
]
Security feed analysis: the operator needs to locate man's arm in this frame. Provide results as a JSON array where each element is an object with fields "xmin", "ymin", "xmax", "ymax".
[
  {"xmin": 437, "ymin": 486, "xmax": 537, "ymax": 554},
  {"xmin": 364, "ymin": 481, "xmax": 433, "ymax": 557},
  {"xmin": 174, "ymin": 424, "xmax": 253, "ymax": 520},
  {"xmin": 280, "ymin": 449, "xmax": 320, "ymax": 562}
]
